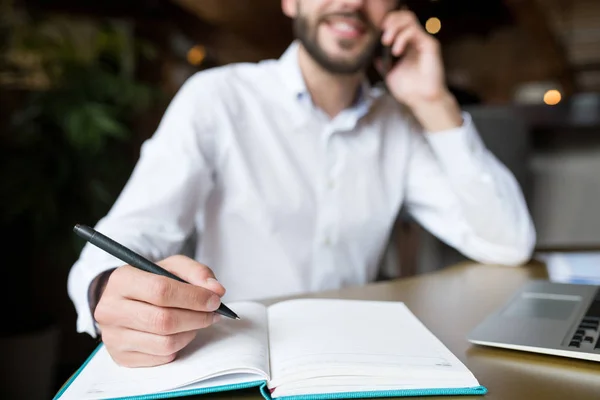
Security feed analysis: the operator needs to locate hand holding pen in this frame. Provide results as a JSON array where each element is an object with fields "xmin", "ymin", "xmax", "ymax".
[{"xmin": 74, "ymin": 224, "xmax": 239, "ymax": 368}]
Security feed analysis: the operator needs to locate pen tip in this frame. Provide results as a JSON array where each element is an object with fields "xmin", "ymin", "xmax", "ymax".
[{"xmin": 235, "ymin": 317, "xmax": 241, "ymax": 320}]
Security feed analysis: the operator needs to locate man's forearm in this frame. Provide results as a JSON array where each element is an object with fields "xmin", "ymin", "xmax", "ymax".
[{"xmin": 408, "ymin": 90, "xmax": 463, "ymax": 133}]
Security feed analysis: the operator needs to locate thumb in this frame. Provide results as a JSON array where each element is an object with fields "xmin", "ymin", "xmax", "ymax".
[{"xmin": 157, "ymin": 255, "xmax": 226, "ymax": 297}]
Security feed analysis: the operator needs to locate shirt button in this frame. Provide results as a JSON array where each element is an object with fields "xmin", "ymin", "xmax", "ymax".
[
  {"xmin": 323, "ymin": 237, "xmax": 331, "ymax": 246},
  {"xmin": 328, "ymin": 179, "xmax": 335, "ymax": 189}
]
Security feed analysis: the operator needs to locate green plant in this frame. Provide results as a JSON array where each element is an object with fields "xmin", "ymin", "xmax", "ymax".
[{"xmin": 0, "ymin": 5, "xmax": 161, "ymax": 333}]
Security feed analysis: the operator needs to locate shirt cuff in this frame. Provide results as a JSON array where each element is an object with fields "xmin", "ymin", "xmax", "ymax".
[
  {"xmin": 67, "ymin": 258, "xmax": 118, "ymax": 338},
  {"xmin": 423, "ymin": 112, "xmax": 488, "ymax": 181}
]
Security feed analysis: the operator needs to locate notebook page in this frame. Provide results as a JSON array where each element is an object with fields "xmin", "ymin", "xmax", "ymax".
[
  {"xmin": 266, "ymin": 299, "xmax": 478, "ymax": 391},
  {"xmin": 58, "ymin": 302, "xmax": 269, "ymax": 400}
]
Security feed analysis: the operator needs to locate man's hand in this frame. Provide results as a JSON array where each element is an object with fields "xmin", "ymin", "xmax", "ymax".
[
  {"xmin": 93, "ymin": 255, "xmax": 226, "ymax": 367},
  {"xmin": 378, "ymin": 10, "xmax": 463, "ymax": 132}
]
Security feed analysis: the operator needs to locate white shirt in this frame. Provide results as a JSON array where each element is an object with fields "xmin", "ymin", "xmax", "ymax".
[{"xmin": 68, "ymin": 41, "xmax": 535, "ymax": 337}]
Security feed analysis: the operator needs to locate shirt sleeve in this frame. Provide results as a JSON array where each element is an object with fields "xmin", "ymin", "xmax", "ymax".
[
  {"xmin": 403, "ymin": 112, "xmax": 536, "ymax": 266},
  {"xmin": 67, "ymin": 72, "xmax": 217, "ymax": 337}
]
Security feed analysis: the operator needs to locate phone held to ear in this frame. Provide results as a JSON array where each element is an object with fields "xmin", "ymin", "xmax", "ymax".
[
  {"xmin": 374, "ymin": 38, "xmax": 398, "ymax": 79},
  {"xmin": 376, "ymin": 2, "xmax": 407, "ymax": 78}
]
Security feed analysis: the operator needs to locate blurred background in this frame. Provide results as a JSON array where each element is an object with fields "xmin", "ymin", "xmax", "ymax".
[{"xmin": 1, "ymin": 0, "xmax": 600, "ymax": 398}]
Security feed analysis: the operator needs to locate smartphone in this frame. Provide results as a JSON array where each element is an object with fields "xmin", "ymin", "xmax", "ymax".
[
  {"xmin": 374, "ymin": 2, "xmax": 405, "ymax": 79},
  {"xmin": 376, "ymin": 39, "xmax": 393, "ymax": 78}
]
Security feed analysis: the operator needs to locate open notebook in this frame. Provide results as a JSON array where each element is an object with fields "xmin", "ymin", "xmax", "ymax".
[{"xmin": 55, "ymin": 299, "xmax": 487, "ymax": 400}]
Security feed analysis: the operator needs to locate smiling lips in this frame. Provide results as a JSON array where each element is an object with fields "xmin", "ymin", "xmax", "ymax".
[{"xmin": 323, "ymin": 16, "xmax": 367, "ymax": 39}]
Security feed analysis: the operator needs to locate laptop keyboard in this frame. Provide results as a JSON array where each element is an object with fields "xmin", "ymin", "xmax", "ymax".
[{"xmin": 568, "ymin": 289, "xmax": 600, "ymax": 351}]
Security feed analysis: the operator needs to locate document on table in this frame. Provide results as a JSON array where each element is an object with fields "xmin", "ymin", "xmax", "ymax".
[{"xmin": 537, "ymin": 252, "xmax": 600, "ymax": 285}]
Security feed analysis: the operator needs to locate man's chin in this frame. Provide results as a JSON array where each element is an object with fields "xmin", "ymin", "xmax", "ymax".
[
  {"xmin": 298, "ymin": 35, "xmax": 376, "ymax": 74},
  {"xmin": 330, "ymin": 51, "xmax": 376, "ymax": 73},
  {"xmin": 319, "ymin": 37, "xmax": 378, "ymax": 67},
  {"xmin": 321, "ymin": 47, "xmax": 364, "ymax": 61}
]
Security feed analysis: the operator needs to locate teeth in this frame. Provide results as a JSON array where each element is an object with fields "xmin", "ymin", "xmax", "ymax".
[{"xmin": 332, "ymin": 22, "xmax": 358, "ymax": 32}]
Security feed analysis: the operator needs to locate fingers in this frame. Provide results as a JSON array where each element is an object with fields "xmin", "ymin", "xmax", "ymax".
[
  {"xmin": 103, "ymin": 326, "xmax": 198, "ymax": 357},
  {"xmin": 109, "ymin": 265, "xmax": 222, "ymax": 312},
  {"xmin": 390, "ymin": 25, "xmax": 419, "ymax": 57},
  {"xmin": 95, "ymin": 297, "xmax": 221, "ymax": 335},
  {"xmin": 381, "ymin": 12, "xmax": 414, "ymax": 46},
  {"xmin": 107, "ymin": 349, "xmax": 178, "ymax": 368},
  {"xmin": 157, "ymin": 255, "xmax": 226, "ymax": 297},
  {"xmin": 95, "ymin": 255, "xmax": 226, "ymax": 368},
  {"xmin": 380, "ymin": 10, "xmax": 437, "ymax": 56}
]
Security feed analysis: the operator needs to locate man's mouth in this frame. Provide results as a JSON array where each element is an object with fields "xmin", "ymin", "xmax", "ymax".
[{"xmin": 323, "ymin": 16, "xmax": 367, "ymax": 39}]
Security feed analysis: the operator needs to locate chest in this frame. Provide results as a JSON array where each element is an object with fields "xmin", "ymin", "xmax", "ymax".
[{"xmin": 211, "ymin": 96, "xmax": 411, "ymax": 243}]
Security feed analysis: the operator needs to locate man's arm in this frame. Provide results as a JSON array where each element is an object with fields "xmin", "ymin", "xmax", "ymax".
[
  {"xmin": 68, "ymin": 72, "xmax": 217, "ymax": 337},
  {"xmin": 402, "ymin": 98, "xmax": 536, "ymax": 265},
  {"xmin": 378, "ymin": 10, "xmax": 535, "ymax": 264}
]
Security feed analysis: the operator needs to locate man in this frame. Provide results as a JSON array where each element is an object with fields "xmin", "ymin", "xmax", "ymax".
[{"xmin": 68, "ymin": 0, "xmax": 535, "ymax": 368}]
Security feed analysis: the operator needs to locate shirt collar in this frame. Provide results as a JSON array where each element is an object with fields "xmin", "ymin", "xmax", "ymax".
[{"xmin": 278, "ymin": 41, "xmax": 307, "ymax": 99}]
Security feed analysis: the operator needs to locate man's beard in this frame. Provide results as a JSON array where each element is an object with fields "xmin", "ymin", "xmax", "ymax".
[{"xmin": 293, "ymin": 11, "xmax": 380, "ymax": 75}]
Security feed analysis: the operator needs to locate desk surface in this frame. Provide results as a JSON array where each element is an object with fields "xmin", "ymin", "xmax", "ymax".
[{"xmin": 205, "ymin": 261, "xmax": 600, "ymax": 400}]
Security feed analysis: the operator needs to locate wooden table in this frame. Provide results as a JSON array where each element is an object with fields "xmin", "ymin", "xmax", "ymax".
[{"xmin": 205, "ymin": 261, "xmax": 600, "ymax": 400}]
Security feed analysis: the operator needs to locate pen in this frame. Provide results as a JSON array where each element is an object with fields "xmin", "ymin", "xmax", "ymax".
[{"xmin": 73, "ymin": 224, "xmax": 240, "ymax": 320}]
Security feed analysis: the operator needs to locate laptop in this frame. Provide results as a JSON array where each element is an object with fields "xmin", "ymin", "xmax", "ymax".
[{"xmin": 468, "ymin": 280, "xmax": 600, "ymax": 362}]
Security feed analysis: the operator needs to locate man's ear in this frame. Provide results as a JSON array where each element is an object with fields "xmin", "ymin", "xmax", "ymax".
[{"xmin": 281, "ymin": 0, "xmax": 298, "ymax": 18}]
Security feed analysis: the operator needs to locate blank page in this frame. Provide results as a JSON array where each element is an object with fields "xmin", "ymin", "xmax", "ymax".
[
  {"xmin": 59, "ymin": 302, "xmax": 269, "ymax": 400},
  {"xmin": 267, "ymin": 299, "xmax": 479, "ymax": 392}
]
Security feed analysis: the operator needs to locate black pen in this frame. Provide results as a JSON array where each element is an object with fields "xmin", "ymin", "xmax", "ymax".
[{"xmin": 73, "ymin": 224, "xmax": 239, "ymax": 320}]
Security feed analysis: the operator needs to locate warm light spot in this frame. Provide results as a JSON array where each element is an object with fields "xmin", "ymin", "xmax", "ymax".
[
  {"xmin": 187, "ymin": 45, "xmax": 206, "ymax": 66},
  {"xmin": 425, "ymin": 17, "xmax": 441, "ymax": 34},
  {"xmin": 543, "ymin": 89, "xmax": 561, "ymax": 105}
]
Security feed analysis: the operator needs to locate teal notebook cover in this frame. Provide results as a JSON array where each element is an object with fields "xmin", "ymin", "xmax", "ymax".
[{"xmin": 54, "ymin": 344, "xmax": 487, "ymax": 400}]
